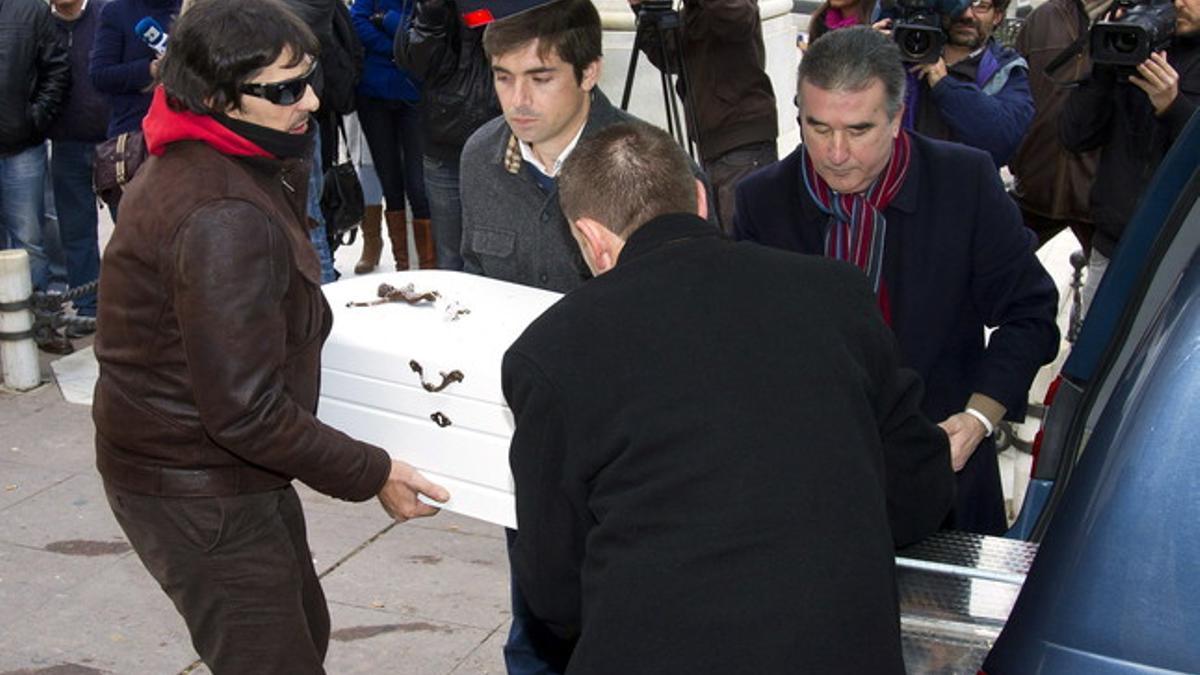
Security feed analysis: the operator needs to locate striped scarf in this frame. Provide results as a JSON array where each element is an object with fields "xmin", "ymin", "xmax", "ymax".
[{"xmin": 800, "ymin": 130, "xmax": 912, "ymax": 322}]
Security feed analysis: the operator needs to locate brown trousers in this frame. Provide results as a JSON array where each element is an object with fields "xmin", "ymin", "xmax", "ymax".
[
  {"xmin": 105, "ymin": 483, "xmax": 329, "ymax": 674},
  {"xmin": 705, "ymin": 140, "xmax": 779, "ymax": 236}
]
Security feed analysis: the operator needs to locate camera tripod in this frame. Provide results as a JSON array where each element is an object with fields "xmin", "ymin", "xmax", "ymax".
[{"xmin": 620, "ymin": 1, "xmax": 702, "ymax": 161}]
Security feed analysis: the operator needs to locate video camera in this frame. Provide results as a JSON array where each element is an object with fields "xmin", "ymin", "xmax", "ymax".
[
  {"xmin": 892, "ymin": 0, "xmax": 972, "ymax": 63},
  {"xmin": 1090, "ymin": 0, "xmax": 1176, "ymax": 67}
]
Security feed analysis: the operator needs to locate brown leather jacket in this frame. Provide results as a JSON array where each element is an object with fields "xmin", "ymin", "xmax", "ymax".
[
  {"xmin": 1010, "ymin": 0, "xmax": 1098, "ymax": 223},
  {"xmin": 93, "ymin": 97, "xmax": 390, "ymax": 501}
]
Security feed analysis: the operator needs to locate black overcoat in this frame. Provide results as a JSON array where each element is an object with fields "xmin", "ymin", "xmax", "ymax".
[
  {"xmin": 734, "ymin": 134, "xmax": 1060, "ymax": 533},
  {"xmin": 502, "ymin": 214, "xmax": 955, "ymax": 674}
]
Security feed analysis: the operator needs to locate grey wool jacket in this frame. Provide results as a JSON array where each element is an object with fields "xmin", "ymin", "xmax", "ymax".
[{"xmin": 459, "ymin": 89, "xmax": 715, "ymax": 293}]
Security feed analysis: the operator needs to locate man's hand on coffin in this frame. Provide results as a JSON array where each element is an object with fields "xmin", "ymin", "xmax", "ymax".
[{"xmin": 378, "ymin": 461, "xmax": 450, "ymax": 522}]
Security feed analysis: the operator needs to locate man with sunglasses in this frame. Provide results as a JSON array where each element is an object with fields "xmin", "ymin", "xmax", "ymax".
[
  {"xmin": 93, "ymin": 1, "xmax": 447, "ymax": 672},
  {"xmin": 884, "ymin": 0, "xmax": 1034, "ymax": 167}
]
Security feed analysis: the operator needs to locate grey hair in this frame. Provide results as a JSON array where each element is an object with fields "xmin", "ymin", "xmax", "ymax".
[{"xmin": 797, "ymin": 26, "xmax": 906, "ymax": 119}]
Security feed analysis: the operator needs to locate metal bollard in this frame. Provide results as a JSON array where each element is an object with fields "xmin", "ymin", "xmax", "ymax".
[{"xmin": 0, "ymin": 249, "xmax": 41, "ymax": 391}]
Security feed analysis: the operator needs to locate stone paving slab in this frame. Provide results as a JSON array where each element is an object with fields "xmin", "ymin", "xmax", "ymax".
[
  {"xmin": 0, "ymin": 460, "xmax": 73, "ymax": 511},
  {"xmin": 294, "ymin": 496, "xmax": 390, "ymax": 567},
  {"xmin": 324, "ymin": 603, "xmax": 499, "ymax": 675},
  {"xmin": 0, "ymin": 542, "xmax": 130, "ymax": 649},
  {"xmin": 0, "ymin": 473, "xmax": 125, "ymax": 551},
  {"xmin": 0, "ymin": 387, "xmax": 96, "ymax": 475},
  {"xmin": 319, "ymin": 517, "xmax": 511, "ymax": 631},
  {"xmin": 447, "ymin": 626, "xmax": 508, "ymax": 675},
  {"xmin": 0, "ymin": 553, "xmax": 197, "ymax": 674}
]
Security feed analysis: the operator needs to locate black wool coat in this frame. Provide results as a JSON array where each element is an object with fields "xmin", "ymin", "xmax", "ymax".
[
  {"xmin": 734, "ymin": 134, "xmax": 1060, "ymax": 534},
  {"xmin": 502, "ymin": 214, "xmax": 955, "ymax": 675}
]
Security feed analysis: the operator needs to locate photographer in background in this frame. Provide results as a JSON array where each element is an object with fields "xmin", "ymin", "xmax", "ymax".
[
  {"xmin": 1009, "ymin": 0, "xmax": 1113, "ymax": 250},
  {"xmin": 628, "ymin": 0, "xmax": 778, "ymax": 233},
  {"xmin": 1061, "ymin": 0, "xmax": 1200, "ymax": 313},
  {"xmin": 893, "ymin": 0, "xmax": 1035, "ymax": 167}
]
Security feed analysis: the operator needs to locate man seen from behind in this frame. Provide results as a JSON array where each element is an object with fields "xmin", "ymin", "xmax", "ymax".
[{"xmin": 504, "ymin": 120, "xmax": 955, "ymax": 674}]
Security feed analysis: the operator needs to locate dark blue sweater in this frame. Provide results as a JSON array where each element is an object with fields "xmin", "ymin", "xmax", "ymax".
[
  {"xmin": 50, "ymin": 0, "xmax": 111, "ymax": 142},
  {"xmin": 89, "ymin": 0, "xmax": 179, "ymax": 137}
]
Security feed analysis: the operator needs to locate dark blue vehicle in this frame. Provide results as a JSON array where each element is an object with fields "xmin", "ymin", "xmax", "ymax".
[{"xmin": 898, "ymin": 112, "xmax": 1200, "ymax": 673}]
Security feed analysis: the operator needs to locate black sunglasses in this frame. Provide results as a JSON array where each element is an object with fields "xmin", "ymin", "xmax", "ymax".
[{"xmin": 239, "ymin": 61, "xmax": 320, "ymax": 106}]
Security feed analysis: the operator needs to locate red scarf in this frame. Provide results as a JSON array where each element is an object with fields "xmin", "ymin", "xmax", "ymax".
[
  {"xmin": 800, "ymin": 130, "xmax": 912, "ymax": 324},
  {"xmin": 141, "ymin": 86, "xmax": 273, "ymax": 158}
]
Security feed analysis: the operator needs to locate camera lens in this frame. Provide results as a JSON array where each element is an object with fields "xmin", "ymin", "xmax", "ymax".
[
  {"xmin": 902, "ymin": 31, "xmax": 931, "ymax": 58},
  {"xmin": 1104, "ymin": 29, "xmax": 1141, "ymax": 53}
]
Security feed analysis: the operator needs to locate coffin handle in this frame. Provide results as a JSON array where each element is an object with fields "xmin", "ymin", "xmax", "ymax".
[{"xmin": 409, "ymin": 359, "xmax": 465, "ymax": 393}]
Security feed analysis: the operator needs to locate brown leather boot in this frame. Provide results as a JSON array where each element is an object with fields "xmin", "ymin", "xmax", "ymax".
[
  {"xmin": 384, "ymin": 210, "xmax": 409, "ymax": 270},
  {"xmin": 412, "ymin": 217, "xmax": 436, "ymax": 269},
  {"xmin": 354, "ymin": 204, "xmax": 384, "ymax": 274}
]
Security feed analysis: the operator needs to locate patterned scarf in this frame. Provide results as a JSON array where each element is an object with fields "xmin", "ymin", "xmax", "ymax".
[{"xmin": 800, "ymin": 130, "xmax": 912, "ymax": 323}]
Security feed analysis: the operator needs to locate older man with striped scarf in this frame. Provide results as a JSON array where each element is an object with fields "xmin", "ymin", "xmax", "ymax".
[{"xmin": 734, "ymin": 26, "xmax": 1059, "ymax": 536}]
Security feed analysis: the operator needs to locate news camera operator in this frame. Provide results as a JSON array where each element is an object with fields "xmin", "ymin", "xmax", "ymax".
[
  {"xmin": 1060, "ymin": 0, "xmax": 1199, "ymax": 312},
  {"xmin": 627, "ymin": 0, "xmax": 778, "ymax": 233},
  {"xmin": 883, "ymin": 0, "xmax": 1035, "ymax": 167}
]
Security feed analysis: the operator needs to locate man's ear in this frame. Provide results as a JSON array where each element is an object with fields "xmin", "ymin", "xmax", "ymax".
[
  {"xmin": 694, "ymin": 178, "xmax": 709, "ymax": 221},
  {"xmin": 573, "ymin": 216, "xmax": 620, "ymax": 275},
  {"xmin": 891, "ymin": 103, "xmax": 904, "ymax": 139},
  {"xmin": 580, "ymin": 58, "xmax": 601, "ymax": 92}
]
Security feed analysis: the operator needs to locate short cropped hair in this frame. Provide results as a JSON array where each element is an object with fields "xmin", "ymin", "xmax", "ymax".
[
  {"xmin": 798, "ymin": 26, "xmax": 906, "ymax": 119},
  {"xmin": 158, "ymin": 0, "xmax": 318, "ymax": 115},
  {"xmin": 558, "ymin": 122, "xmax": 697, "ymax": 237},
  {"xmin": 482, "ymin": 0, "xmax": 602, "ymax": 84}
]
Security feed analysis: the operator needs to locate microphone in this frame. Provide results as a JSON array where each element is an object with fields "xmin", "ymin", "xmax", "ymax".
[{"xmin": 135, "ymin": 16, "xmax": 168, "ymax": 55}]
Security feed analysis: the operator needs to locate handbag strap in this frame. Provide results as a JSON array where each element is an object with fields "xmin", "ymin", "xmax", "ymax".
[{"xmin": 334, "ymin": 117, "xmax": 353, "ymax": 165}]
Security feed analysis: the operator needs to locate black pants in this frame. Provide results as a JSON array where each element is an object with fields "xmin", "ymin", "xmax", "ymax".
[
  {"xmin": 105, "ymin": 483, "xmax": 329, "ymax": 674},
  {"xmin": 356, "ymin": 96, "xmax": 429, "ymax": 218}
]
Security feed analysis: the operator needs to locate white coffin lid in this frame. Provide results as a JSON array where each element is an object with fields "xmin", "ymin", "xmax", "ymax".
[
  {"xmin": 318, "ymin": 271, "xmax": 563, "ymax": 528},
  {"xmin": 320, "ymin": 270, "xmax": 562, "ymax": 403}
]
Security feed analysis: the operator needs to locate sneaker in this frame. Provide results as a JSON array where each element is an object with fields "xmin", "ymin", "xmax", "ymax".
[{"xmin": 65, "ymin": 322, "xmax": 97, "ymax": 339}]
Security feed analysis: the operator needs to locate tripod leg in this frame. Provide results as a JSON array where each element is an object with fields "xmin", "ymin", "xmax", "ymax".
[
  {"xmin": 668, "ymin": 22, "xmax": 701, "ymax": 161},
  {"xmin": 621, "ymin": 25, "xmax": 643, "ymax": 111},
  {"xmin": 653, "ymin": 23, "xmax": 681, "ymax": 143}
]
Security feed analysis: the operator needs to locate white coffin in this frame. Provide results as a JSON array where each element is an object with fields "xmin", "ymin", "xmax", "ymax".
[{"xmin": 318, "ymin": 270, "xmax": 562, "ymax": 529}]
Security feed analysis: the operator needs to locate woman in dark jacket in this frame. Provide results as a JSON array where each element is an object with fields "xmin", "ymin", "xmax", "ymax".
[
  {"xmin": 395, "ymin": 0, "xmax": 500, "ymax": 271},
  {"xmin": 88, "ymin": 0, "xmax": 180, "ymax": 138},
  {"xmin": 351, "ymin": 0, "xmax": 433, "ymax": 271}
]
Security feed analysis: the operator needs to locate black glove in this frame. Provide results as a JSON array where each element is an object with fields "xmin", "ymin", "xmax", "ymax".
[{"xmin": 416, "ymin": 0, "xmax": 450, "ymax": 27}]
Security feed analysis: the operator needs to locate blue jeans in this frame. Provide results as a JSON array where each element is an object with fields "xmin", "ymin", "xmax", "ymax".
[
  {"xmin": 306, "ymin": 121, "xmax": 337, "ymax": 284},
  {"xmin": 504, "ymin": 529, "xmax": 568, "ymax": 675},
  {"xmin": 51, "ymin": 141, "xmax": 101, "ymax": 315},
  {"xmin": 42, "ymin": 165, "xmax": 69, "ymax": 290},
  {"xmin": 423, "ymin": 155, "xmax": 464, "ymax": 270},
  {"xmin": 0, "ymin": 143, "xmax": 50, "ymax": 290}
]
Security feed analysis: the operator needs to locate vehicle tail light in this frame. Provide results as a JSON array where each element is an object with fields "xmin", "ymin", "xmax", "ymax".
[{"xmin": 1029, "ymin": 375, "xmax": 1064, "ymax": 476}]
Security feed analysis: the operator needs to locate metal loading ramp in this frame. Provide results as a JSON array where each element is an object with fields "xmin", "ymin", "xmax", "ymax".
[{"xmin": 897, "ymin": 531, "xmax": 1039, "ymax": 673}]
